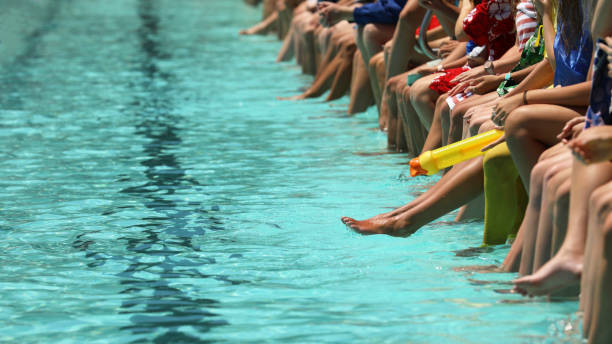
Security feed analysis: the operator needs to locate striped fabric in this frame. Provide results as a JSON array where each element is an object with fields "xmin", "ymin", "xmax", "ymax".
[{"xmin": 516, "ymin": 1, "xmax": 537, "ymax": 52}]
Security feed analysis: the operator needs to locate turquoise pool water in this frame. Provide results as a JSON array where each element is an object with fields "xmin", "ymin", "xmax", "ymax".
[{"xmin": 0, "ymin": 1, "xmax": 583, "ymax": 343}]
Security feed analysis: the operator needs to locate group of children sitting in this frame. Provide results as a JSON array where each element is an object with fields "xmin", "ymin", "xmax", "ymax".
[{"xmin": 241, "ymin": 0, "xmax": 612, "ymax": 342}]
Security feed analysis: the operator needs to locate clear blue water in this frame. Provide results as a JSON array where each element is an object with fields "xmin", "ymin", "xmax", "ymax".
[{"xmin": 0, "ymin": 1, "xmax": 584, "ymax": 343}]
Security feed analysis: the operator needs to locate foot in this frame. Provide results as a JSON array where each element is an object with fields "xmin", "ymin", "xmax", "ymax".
[
  {"xmin": 277, "ymin": 94, "xmax": 307, "ymax": 101},
  {"xmin": 340, "ymin": 215, "xmax": 414, "ymax": 237},
  {"xmin": 239, "ymin": 28, "xmax": 255, "ymax": 35},
  {"xmin": 513, "ymin": 250, "xmax": 583, "ymax": 296}
]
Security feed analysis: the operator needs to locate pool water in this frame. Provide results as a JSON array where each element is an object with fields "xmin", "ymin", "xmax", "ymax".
[{"xmin": 0, "ymin": 1, "xmax": 584, "ymax": 343}]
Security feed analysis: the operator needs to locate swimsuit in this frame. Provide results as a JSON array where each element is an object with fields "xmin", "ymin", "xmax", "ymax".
[{"xmin": 585, "ymin": 39, "xmax": 612, "ymax": 128}]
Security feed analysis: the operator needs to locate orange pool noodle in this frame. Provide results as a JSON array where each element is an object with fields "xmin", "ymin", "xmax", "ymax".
[{"xmin": 409, "ymin": 129, "xmax": 504, "ymax": 177}]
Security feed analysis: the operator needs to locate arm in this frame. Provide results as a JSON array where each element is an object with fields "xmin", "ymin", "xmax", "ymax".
[
  {"xmin": 522, "ymin": 81, "xmax": 591, "ymax": 107},
  {"xmin": 454, "ymin": 0, "xmax": 474, "ymax": 42},
  {"xmin": 419, "ymin": 0, "xmax": 460, "ymax": 37},
  {"xmin": 463, "ymin": 62, "xmax": 541, "ymax": 95},
  {"xmin": 504, "ymin": 60, "xmax": 554, "ymax": 97},
  {"xmin": 533, "ymin": 0, "xmax": 556, "ymax": 69},
  {"xmin": 591, "ymin": 0, "xmax": 612, "ymax": 38},
  {"xmin": 492, "ymin": 81, "xmax": 590, "ymax": 126},
  {"xmin": 568, "ymin": 126, "xmax": 612, "ymax": 163}
]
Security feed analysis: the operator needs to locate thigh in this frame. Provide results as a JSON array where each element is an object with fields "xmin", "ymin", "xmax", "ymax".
[{"xmin": 506, "ymin": 104, "xmax": 586, "ymax": 147}]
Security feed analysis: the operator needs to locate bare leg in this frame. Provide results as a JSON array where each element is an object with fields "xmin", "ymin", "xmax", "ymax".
[
  {"xmin": 368, "ymin": 51, "xmax": 387, "ymax": 110},
  {"xmin": 421, "ymin": 94, "xmax": 447, "ymax": 153},
  {"xmin": 532, "ymin": 166, "xmax": 571, "ymax": 271},
  {"xmin": 341, "ymin": 157, "xmax": 484, "ymax": 236},
  {"xmin": 518, "ymin": 148, "xmax": 570, "ymax": 275},
  {"xmin": 505, "ymin": 105, "xmax": 585, "ymax": 192},
  {"xmin": 514, "ymin": 160, "xmax": 612, "ymax": 296},
  {"xmin": 277, "ymin": 23, "xmax": 296, "ymax": 62},
  {"xmin": 409, "ymin": 76, "xmax": 440, "ymax": 130},
  {"xmin": 399, "ymin": 73, "xmax": 440, "ymax": 154},
  {"xmin": 240, "ymin": 11, "xmax": 279, "ymax": 35},
  {"xmin": 386, "ymin": 0, "xmax": 428, "ymax": 79},
  {"xmin": 361, "ymin": 23, "xmax": 396, "ymax": 109},
  {"xmin": 585, "ymin": 187, "xmax": 612, "ymax": 343},
  {"xmin": 325, "ymin": 39, "xmax": 356, "ymax": 101},
  {"xmin": 382, "ymin": 72, "xmax": 409, "ymax": 144},
  {"xmin": 348, "ymin": 50, "xmax": 375, "ymax": 115},
  {"xmin": 447, "ymin": 93, "xmax": 496, "ymax": 144}
]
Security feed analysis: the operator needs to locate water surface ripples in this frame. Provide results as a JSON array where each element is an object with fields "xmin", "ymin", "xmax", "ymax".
[{"xmin": 0, "ymin": 1, "xmax": 583, "ymax": 343}]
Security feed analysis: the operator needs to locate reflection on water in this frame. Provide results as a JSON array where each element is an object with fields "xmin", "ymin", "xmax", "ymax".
[{"xmin": 79, "ymin": 0, "xmax": 229, "ymax": 340}]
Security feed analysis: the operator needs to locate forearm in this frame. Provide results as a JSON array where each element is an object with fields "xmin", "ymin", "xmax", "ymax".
[
  {"xmin": 504, "ymin": 63, "xmax": 538, "ymax": 84},
  {"xmin": 441, "ymin": 56, "xmax": 468, "ymax": 70},
  {"xmin": 491, "ymin": 46, "xmax": 521, "ymax": 74},
  {"xmin": 505, "ymin": 60, "xmax": 553, "ymax": 97},
  {"xmin": 432, "ymin": 0, "xmax": 460, "ymax": 22},
  {"xmin": 454, "ymin": 0, "xmax": 473, "ymax": 41},
  {"xmin": 541, "ymin": 7, "xmax": 556, "ymax": 69},
  {"xmin": 425, "ymin": 25, "xmax": 447, "ymax": 42},
  {"xmin": 592, "ymin": 0, "xmax": 612, "ymax": 38},
  {"xmin": 524, "ymin": 81, "xmax": 591, "ymax": 107}
]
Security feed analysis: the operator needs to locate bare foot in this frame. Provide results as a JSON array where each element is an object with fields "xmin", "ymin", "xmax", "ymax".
[
  {"xmin": 277, "ymin": 94, "xmax": 307, "ymax": 101},
  {"xmin": 453, "ymin": 265, "xmax": 502, "ymax": 273},
  {"xmin": 239, "ymin": 28, "xmax": 255, "ymax": 35},
  {"xmin": 340, "ymin": 215, "xmax": 414, "ymax": 237},
  {"xmin": 513, "ymin": 250, "xmax": 583, "ymax": 296}
]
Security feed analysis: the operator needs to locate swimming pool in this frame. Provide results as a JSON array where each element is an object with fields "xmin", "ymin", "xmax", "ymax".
[{"xmin": 0, "ymin": 1, "xmax": 584, "ymax": 342}]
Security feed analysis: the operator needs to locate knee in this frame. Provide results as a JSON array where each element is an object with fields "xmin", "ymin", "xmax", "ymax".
[
  {"xmin": 530, "ymin": 159, "xmax": 552, "ymax": 190},
  {"xmin": 363, "ymin": 24, "xmax": 378, "ymax": 44},
  {"xmin": 541, "ymin": 162, "xmax": 567, "ymax": 185},
  {"xmin": 504, "ymin": 106, "xmax": 532, "ymax": 139},
  {"xmin": 401, "ymin": 85, "xmax": 412, "ymax": 104},
  {"xmin": 399, "ymin": 4, "xmax": 423, "ymax": 23},
  {"xmin": 339, "ymin": 38, "xmax": 356, "ymax": 55},
  {"xmin": 408, "ymin": 78, "xmax": 429, "ymax": 105},
  {"xmin": 436, "ymin": 94, "xmax": 448, "ymax": 109},
  {"xmin": 384, "ymin": 40, "xmax": 392, "ymax": 54},
  {"xmin": 553, "ymin": 178, "xmax": 571, "ymax": 207},
  {"xmin": 475, "ymin": 118, "xmax": 496, "ymax": 134}
]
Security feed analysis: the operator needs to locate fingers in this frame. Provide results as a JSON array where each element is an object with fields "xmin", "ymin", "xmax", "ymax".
[
  {"xmin": 491, "ymin": 106, "xmax": 506, "ymax": 127},
  {"xmin": 556, "ymin": 117, "xmax": 586, "ymax": 140},
  {"xmin": 481, "ymin": 134, "xmax": 506, "ymax": 152},
  {"xmin": 599, "ymin": 40, "xmax": 612, "ymax": 55}
]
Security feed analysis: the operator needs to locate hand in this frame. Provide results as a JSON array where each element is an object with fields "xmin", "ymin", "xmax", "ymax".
[
  {"xmin": 451, "ymin": 65, "xmax": 486, "ymax": 84},
  {"xmin": 482, "ymin": 131, "xmax": 506, "ymax": 152},
  {"xmin": 491, "ymin": 94, "xmax": 523, "ymax": 127},
  {"xmin": 466, "ymin": 75, "xmax": 504, "ymax": 95},
  {"xmin": 318, "ymin": 3, "xmax": 353, "ymax": 27},
  {"xmin": 556, "ymin": 117, "xmax": 586, "ymax": 143},
  {"xmin": 438, "ymin": 40, "xmax": 459, "ymax": 58},
  {"xmin": 448, "ymin": 80, "xmax": 471, "ymax": 96},
  {"xmin": 567, "ymin": 126, "xmax": 612, "ymax": 163},
  {"xmin": 599, "ymin": 37, "xmax": 612, "ymax": 79},
  {"xmin": 416, "ymin": 65, "xmax": 438, "ymax": 76},
  {"xmin": 464, "ymin": 103, "xmax": 495, "ymax": 124}
]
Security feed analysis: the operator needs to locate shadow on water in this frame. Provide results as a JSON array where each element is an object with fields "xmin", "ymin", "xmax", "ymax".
[
  {"xmin": 117, "ymin": 1, "xmax": 230, "ymax": 341},
  {"xmin": 74, "ymin": 0, "xmax": 239, "ymax": 341}
]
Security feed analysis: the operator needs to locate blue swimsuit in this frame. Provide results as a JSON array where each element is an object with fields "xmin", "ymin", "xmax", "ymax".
[
  {"xmin": 352, "ymin": 0, "xmax": 407, "ymax": 26},
  {"xmin": 553, "ymin": 21, "xmax": 592, "ymax": 87}
]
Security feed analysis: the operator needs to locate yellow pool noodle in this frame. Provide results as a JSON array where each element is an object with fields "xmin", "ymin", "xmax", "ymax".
[{"xmin": 410, "ymin": 129, "xmax": 504, "ymax": 177}]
